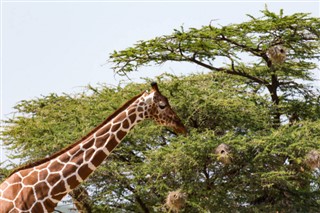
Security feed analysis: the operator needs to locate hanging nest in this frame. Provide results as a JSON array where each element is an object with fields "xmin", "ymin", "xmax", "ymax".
[
  {"xmin": 215, "ymin": 143, "xmax": 232, "ymax": 165},
  {"xmin": 165, "ymin": 190, "xmax": 186, "ymax": 213},
  {"xmin": 304, "ymin": 150, "xmax": 320, "ymax": 170},
  {"xmin": 266, "ymin": 45, "xmax": 287, "ymax": 64}
]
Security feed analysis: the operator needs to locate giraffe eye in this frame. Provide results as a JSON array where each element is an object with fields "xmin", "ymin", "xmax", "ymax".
[{"xmin": 159, "ymin": 102, "xmax": 166, "ymax": 109}]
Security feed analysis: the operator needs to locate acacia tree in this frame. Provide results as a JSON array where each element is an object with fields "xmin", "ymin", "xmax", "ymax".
[
  {"xmin": 1, "ymin": 7, "xmax": 320, "ymax": 213},
  {"xmin": 110, "ymin": 7, "xmax": 320, "ymax": 127},
  {"xmin": 2, "ymin": 73, "xmax": 320, "ymax": 212}
]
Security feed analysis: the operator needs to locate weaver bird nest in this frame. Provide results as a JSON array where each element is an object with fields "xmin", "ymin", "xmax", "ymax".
[
  {"xmin": 305, "ymin": 150, "xmax": 320, "ymax": 170},
  {"xmin": 266, "ymin": 45, "xmax": 287, "ymax": 64},
  {"xmin": 215, "ymin": 143, "xmax": 232, "ymax": 165},
  {"xmin": 165, "ymin": 190, "xmax": 186, "ymax": 213}
]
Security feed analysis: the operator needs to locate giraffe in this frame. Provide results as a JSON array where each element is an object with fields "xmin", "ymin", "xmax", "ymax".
[{"xmin": 0, "ymin": 82, "xmax": 187, "ymax": 213}]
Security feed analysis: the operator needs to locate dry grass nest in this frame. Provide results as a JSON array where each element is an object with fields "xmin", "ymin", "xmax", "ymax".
[
  {"xmin": 266, "ymin": 45, "xmax": 287, "ymax": 64},
  {"xmin": 305, "ymin": 150, "xmax": 320, "ymax": 170},
  {"xmin": 215, "ymin": 143, "xmax": 232, "ymax": 165},
  {"xmin": 165, "ymin": 190, "xmax": 187, "ymax": 213}
]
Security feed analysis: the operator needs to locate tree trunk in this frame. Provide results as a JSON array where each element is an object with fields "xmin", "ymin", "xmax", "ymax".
[{"xmin": 268, "ymin": 72, "xmax": 281, "ymax": 128}]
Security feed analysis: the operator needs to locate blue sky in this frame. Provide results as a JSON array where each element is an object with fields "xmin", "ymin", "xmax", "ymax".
[{"xmin": 1, "ymin": 1, "xmax": 319, "ymax": 164}]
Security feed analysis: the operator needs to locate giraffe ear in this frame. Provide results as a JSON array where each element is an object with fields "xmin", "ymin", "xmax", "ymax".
[{"xmin": 151, "ymin": 82, "xmax": 160, "ymax": 92}]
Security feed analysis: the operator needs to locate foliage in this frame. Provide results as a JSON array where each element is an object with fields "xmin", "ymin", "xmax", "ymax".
[
  {"xmin": 0, "ymin": 165, "xmax": 10, "ymax": 183},
  {"xmin": 1, "ymin": 7, "xmax": 320, "ymax": 213},
  {"xmin": 110, "ymin": 6, "xmax": 320, "ymax": 127}
]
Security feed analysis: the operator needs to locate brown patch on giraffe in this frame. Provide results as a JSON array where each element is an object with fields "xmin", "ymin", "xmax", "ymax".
[
  {"xmin": 106, "ymin": 135, "xmax": 119, "ymax": 152},
  {"xmin": 16, "ymin": 186, "xmax": 36, "ymax": 210},
  {"xmin": 59, "ymin": 154, "xmax": 71, "ymax": 164},
  {"xmin": 82, "ymin": 138, "xmax": 95, "ymax": 150},
  {"xmin": 51, "ymin": 180, "xmax": 66, "ymax": 195},
  {"xmin": 122, "ymin": 119, "xmax": 130, "ymax": 129},
  {"xmin": 137, "ymin": 107, "xmax": 143, "ymax": 112},
  {"xmin": 3, "ymin": 183, "xmax": 22, "ymax": 200},
  {"xmin": 39, "ymin": 169, "xmax": 49, "ymax": 181},
  {"xmin": 95, "ymin": 133, "xmax": 110, "ymax": 147},
  {"xmin": 91, "ymin": 150, "xmax": 107, "ymax": 167},
  {"xmin": 0, "ymin": 199, "xmax": 14, "ymax": 211},
  {"xmin": 0, "ymin": 181, "xmax": 8, "ymax": 191},
  {"xmin": 31, "ymin": 202, "xmax": 44, "ymax": 213},
  {"xmin": 70, "ymin": 150, "xmax": 85, "ymax": 164},
  {"xmin": 78, "ymin": 164, "xmax": 92, "ymax": 181},
  {"xmin": 18, "ymin": 169, "xmax": 32, "ymax": 178},
  {"xmin": 68, "ymin": 146, "xmax": 81, "ymax": 156},
  {"xmin": 75, "ymin": 155, "xmax": 84, "ymax": 165},
  {"xmin": 22, "ymin": 170, "xmax": 39, "ymax": 185},
  {"xmin": 95, "ymin": 123, "xmax": 111, "ymax": 137},
  {"xmin": 49, "ymin": 161, "xmax": 65, "ymax": 173},
  {"xmin": 117, "ymin": 130, "xmax": 127, "ymax": 141},
  {"xmin": 67, "ymin": 175, "xmax": 81, "ymax": 190},
  {"xmin": 152, "ymin": 113, "xmax": 159, "ymax": 119},
  {"xmin": 43, "ymin": 198, "xmax": 57, "ymax": 212},
  {"xmin": 138, "ymin": 112, "xmax": 144, "ymax": 118},
  {"xmin": 51, "ymin": 192, "xmax": 67, "ymax": 201},
  {"xmin": 116, "ymin": 111, "xmax": 127, "ymax": 122},
  {"xmin": 62, "ymin": 164, "xmax": 78, "ymax": 178},
  {"xmin": 47, "ymin": 173, "xmax": 62, "ymax": 186},
  {"xmin": 129, "ymin": 114, "xmax": 136, "ymax": 123},
  {"xmin": 36, "ymin": 162, "xmax": 49, "ymax": 170},
  {"xmin": 128, "ymin": 107, "xmax": 136, "ymax": 115},
  {"xmin": 111, "ymin": 123, "xmax": 121, "ymax": 132},
  {"xmin": 84, "ymin": 148, "xmax": 95, "ymax": 161},
  {"xmin": 34, "ymin": 181, "xmax": 50, "ymax": 200}
]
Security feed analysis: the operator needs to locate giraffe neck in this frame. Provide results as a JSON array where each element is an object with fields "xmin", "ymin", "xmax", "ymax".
[
  {"xmin": 61, "ymin": 95, "xmax": 146, "ymax": 185},
  {"xmin": 0, "ymin": 94, "xmax": 149, "ymax": 212}
]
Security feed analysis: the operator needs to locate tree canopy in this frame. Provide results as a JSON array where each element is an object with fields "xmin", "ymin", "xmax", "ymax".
[
  {"xmin": 110, "ymin": 7, "xmax": 320, "ymax": 127},
  {"xmin": 1, "ymin": 7, "xmax": 320, "ymax": 213}
]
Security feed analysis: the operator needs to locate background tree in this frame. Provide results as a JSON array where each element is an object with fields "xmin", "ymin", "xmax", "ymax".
[
  {"xmin": 110, "ymin": 6, "xmax": 320, "ymax": 127},
  {"xmin": 1, "ymin": 7, "xmax": 320, "ymax": 212}
]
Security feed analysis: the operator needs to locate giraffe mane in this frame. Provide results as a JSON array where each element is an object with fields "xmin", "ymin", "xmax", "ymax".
[{"xmin": 8, "ymin": 91, "xmax": 146, "ymax": 177}]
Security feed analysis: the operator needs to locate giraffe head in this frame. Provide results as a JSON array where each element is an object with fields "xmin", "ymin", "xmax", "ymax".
[{"xmin": 142, "ymin": 82, "xmax": 187, "ymax": 135}]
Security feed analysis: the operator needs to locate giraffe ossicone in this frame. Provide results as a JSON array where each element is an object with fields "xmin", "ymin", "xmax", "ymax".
[{"xmin": 0, "ymin": 82, "xmax": 187, "ymax": 213}]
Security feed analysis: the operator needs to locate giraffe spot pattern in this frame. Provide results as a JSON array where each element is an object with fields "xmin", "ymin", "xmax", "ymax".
[
  {"xmin": 84, "ymin": 148, "xmax": 95, "ymax": 162},
  {"xmin": 34, "ymin": 181, "xmax": 50, "ymax": 200},
  {"xmin": 122, "ymin": 119, "xmax": 130, "ymax": 129},
  {"xmin": 0, "ymin": 198, "xmax": 14, "ymax": 210},
  {"xmin": 39, "ymin": 169, "xmax": 49, "ymax": 181},
  {"xmin": 17, "ymin": 186, "xmax": 36, "ymax": 209},
  {"xmin": 66, "ymin": 175, "xmax": 81, "ymax": 190},
  {"xmin": 62, "ymin": 164, "xmax": 78, "ymax": 178},
  {"xmin": 22, "ymin": 171, "xmax": 39, "ymax": 186},
  {"xmin": 78, "ymin": 164, "xmax": 92, "ymax": 181},
  {"xmin": 91, "ymin": 150, "xmax": 107, "ymax": 167},
  {"xmin": 3, "ymin": 182, "xmax": 22, "ymax": 200},
  {"xmin": 51, "ymin": 180, "xmax": 66, "ymax": 195},
  {"xmin": 0, "ymin": 90, "xmax": 187, "ymax": 212},
  {"xmin": 129, "ymin": 114, "xmax": 136, "ymax": 123},
  {"xmin": 31, "ymin": 202, "xmax": 44, "ymax": 213}
]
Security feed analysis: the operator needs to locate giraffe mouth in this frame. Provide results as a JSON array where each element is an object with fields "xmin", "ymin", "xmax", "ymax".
[
  {"xmin": 172, "ymin": 120, "xmax": 188, "ymax": 135},
  {"xmin": 174, "ymin": 126, "xmax": 188, "ymax": 135}
]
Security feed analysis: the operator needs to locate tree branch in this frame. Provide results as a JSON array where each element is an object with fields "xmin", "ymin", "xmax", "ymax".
[
  {"xmin": 186, "ymin": 57, "xmax": 270, "ymax": 86},
  {"xmin": 69, "ymin": 186, "xmax": 93, "ymax": 213}
]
